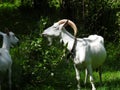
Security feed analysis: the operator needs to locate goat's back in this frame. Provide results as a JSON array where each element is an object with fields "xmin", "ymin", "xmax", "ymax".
[{"xmin": 76, "ymin": 35, "xmax": 106, "ymax": 69}]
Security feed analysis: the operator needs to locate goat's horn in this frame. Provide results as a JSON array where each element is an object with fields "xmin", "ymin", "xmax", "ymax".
[{"xmin": 58, "ymin": 19, "xmax": 77, "ymax": 36}]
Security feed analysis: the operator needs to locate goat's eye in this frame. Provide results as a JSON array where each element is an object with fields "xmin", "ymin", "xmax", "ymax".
[
  {"xmin": 53, "ymin": 27, "xmax": 58, "ymax": 30},
  {"xmin": 53, "ymin": 26, "xmax": 56, "ymax": 28}
]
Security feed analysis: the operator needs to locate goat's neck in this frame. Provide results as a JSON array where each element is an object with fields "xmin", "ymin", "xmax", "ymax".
[
  {"xmin": 60, "ymin": 29, "xmax": 75, "ymax": 51},
  {"xmin": 2, "ymin": 36, "xmax": 10, "ymax": 51}
]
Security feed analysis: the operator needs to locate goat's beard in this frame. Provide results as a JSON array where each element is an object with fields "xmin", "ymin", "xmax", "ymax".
[{"xmin": 47, "ymin": 36, "xmax": 53, "ymax": 46}]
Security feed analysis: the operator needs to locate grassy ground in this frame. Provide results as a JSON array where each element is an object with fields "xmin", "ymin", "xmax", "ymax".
[{"xmin": 19, "ymin": 70, "xmax": 120, "ymax": 90}]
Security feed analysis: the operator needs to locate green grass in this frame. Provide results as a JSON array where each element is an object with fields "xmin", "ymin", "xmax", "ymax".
[
  {"xmin": 22, "ymin": 71, "xmax": 120, "ymax": 90},
  {"xmin": 93, "ymin": 71, "xmax": 120, "ymax": 90}
]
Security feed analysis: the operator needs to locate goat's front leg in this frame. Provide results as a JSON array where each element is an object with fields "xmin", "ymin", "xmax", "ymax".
[
  {"xmin": 87, "ymin": 65, "xmax": 96, "ymax": 90},
  {"xmin": 74, "ymin": 64, "xmax": 80, "ymax": 90},
  {"xmin": 84, "ymin": 68, "xmax": 88, "ymax": 85},
  {"xmin": 98, "ymin": 66, "xmax": 102, "ymax": 85},
  {"xmin": 8, "ymin": 68, "xmax": 12, "ymax": 90}
]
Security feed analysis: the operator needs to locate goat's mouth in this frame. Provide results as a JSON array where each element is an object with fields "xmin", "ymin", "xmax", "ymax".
[
  {"xmin": 47, "ymin": 37, "xmax": 53, "ymax": 46},
  {"xmin": 10, "ymin": 41, "xmax": 20, "ymax": 47},
  {"xmin": 42, "ymin": 34, "xmax": 53, "ymax": 46},
  {"xmin": 42, "ymin": 34, "xmax": 48, "ymax": 37}
]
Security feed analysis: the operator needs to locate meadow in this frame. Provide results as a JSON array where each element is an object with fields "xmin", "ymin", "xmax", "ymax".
[{"xmin": 0, "ymin": 1, "xmax": 120, "ymax": 90}]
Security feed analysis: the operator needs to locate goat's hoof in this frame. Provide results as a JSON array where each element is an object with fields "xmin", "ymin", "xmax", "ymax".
[
  {"xmin": 92, "ymin": 87, "xmax": 96, "ymax": 90},
  {"xmin": 77, "ymin": 85, "xmax": 80, "ymax": 90}
]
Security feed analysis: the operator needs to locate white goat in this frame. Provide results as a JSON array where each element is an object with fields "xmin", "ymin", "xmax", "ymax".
[
  {"xmin": 42, "ymin": 19, "xmax": 106, "ymax": 90},
  {"xmin": 0, "ymin": 30, "xmax": 19, "ymax": 90}
]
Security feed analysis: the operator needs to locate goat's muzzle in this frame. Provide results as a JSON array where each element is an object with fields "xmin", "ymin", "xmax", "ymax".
[{"xmin": 42, "ymin": 33, "xmax": 53, "ymax": 46}]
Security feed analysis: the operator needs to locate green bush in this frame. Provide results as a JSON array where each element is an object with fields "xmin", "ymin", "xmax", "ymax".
[
  {"xmin": 13, "ymin": 17, "xmax": 70, "ymax": 89},
  {"xmin": 105, "ymin": 42, "xmax": 120, "ymax": 71}
]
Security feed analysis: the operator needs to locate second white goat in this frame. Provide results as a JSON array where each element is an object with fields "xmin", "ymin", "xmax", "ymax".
[{"xmin": 0, "ymin": 29, "xmax": 19, "ymax": 90}]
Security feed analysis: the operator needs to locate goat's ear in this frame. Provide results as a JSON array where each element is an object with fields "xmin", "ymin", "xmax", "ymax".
[
  {"xmin": 5, "ymin": 27, "xmax": 10, "ymax": 36},
  {"xmin": 59, "ymin": 23, "xmax": 64, "ymax": 30},
  {"xmin": 63, "ymin": 20, "xmax": 68, "ymax": 27},
  {"xmin": 59, "ymin": 20, "xmax": 68, "ymax": 30}
]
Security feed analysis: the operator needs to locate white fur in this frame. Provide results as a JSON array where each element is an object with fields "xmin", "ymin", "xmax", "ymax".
[
  {"xmin": 42, "ymin": 22, "xmax": 106, "ymax": 90},
  {"xmin": 0, "ymin": 31, "xmax": 19, "ymax": 90}
]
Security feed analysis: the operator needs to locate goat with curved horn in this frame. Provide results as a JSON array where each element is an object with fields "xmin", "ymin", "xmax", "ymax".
[{"xmin": 42, "ymin": 19, "xmax": 106, "ymax": 90}]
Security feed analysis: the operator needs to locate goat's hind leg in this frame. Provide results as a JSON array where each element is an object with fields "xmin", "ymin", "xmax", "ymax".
[
  {"xmin": 87, "ymin": 65, "xmax": 96, "ymax": 90},
  {"xmin": 98, "ymin": 66, "xmax": 102, "ymax": 85},
  {"xmin": 96, "ymin": 66, "xmax": 102, "ymax": 85}
]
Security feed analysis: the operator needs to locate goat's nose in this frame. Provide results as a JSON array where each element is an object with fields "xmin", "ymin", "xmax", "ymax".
[{"xmin": 41, "ymin": 33, "xmax": 47, "ymax": 37}]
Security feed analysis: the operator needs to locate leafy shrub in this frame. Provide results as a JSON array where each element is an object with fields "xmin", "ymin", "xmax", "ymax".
[
  {"xmin": 16, "ymin": 17, "xmax": 72, "ymax": 89},
  {"xmin": 105, "ymin": 42, "xmax": 120, "ymax": 71}
]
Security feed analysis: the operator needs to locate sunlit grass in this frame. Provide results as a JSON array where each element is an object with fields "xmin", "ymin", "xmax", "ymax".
[{"xmin": 103, "ymin": 71, "xmax": 120, "ymax": 81}]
